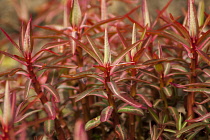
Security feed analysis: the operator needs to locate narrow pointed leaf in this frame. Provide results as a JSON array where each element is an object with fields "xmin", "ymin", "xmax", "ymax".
[
  {"xmin": 142, "ymin": 0, "xmax": 150, "ymax": 27},
  {"xmin": 112, "ymin": 40, "xmax": 141, "ymax": 66},
  {"xmin": 175, "ymin": 122, "xmax": 207, "ymax": 136},
  {"xmin": 104, "ymin": 28, "xmax": 111, "ymax": 64},
  {"xmin": 115, "ymin": 124, "xmax": 127, "ymax": 140},
  {"xmin": 186, "ymin": 113, "xmax": 210, "ymax": 122},
  {"xmin": 44, "ymin": 102, "xmax": 56, "ymax": 120},
  {"xmin": 24, "ymin": 79, "xmax": 31, "ymax": 99},
  {"xmin": 188, "ymin": 0, "xmax": 198, "ymax": 39},
  {"xmin": 197, "ymin": 0, "xmax": 205, "ymax": 26},
  {"xmin": 148, "ymin": 108, "xmax": 160, "ymax": 124},
  {"xmin": 23, "ymin": 18, "xmax": 33, "ymax": 55},
  {"xmin": 75, "ymin": 88, "xmax": 99, "ymax": 102},
  {"xmin": 168, "ymin": 106, "xmax": 179, "ymax": 122},
  {"xmin": 44, "ymin": 119, "xmax": 55, "ymax": 137},
  {"xmin": 41, "ymin": 41, "xmax": 69, "ymax": 50},
  {"xmin": 85, "ymin": 116, "xmax": 101, "ymax": 131},
  {"xmin": 184, "ymin": 88, "xmax": 210, "ymax": 93},
  {"xmin": 3, "ymin": 81, "xmax": 11, "ymax": 131},
  {"xmin": 70, "ymin": 0, "xmax": 82, "ymax": 27},
  {"xmin": 15, "ymin": 110, "xmax": 41, "ymax": 123},
  {"xmin": 0, "ymin": 51, "xmax": 26, "ymax": 65},
  {"xmin": 100, "ymin": 106, "xmax": 113, "ymax": 122},
  {"xmin": 117, "ymin": 105, "xmax": 144, "ymax": 116},
  {"xmin": 107, "ymin": 81, "xmax": 145, "ymax": 108},
  {"xmin": 86, "ymin": 36, "xmax": 103, "ymax": 64},
  {"xmin": 196, "ymin": 49, "xmax": 210, "ymax": 66},
  {"xmin": 131, "ymin": 23, "xmax": 137, "ymax": 57},
  {"xmin": 0, "ymin": 28, "xmax": 22, "ymax": 54},
  {"xmin": 163, "ymin": 86, "xmax": 172, "ymax": 97},
  {"xmin": 136, "ymin": 94, "xmax": 152, "ymax": 107},
  {"xmin": 71, "ymin": 31, "xmax": 77, "ymax": 55},
  {"xmin": 42, "ymin": 84, "xmax": 60, "ymax": 102},
  {"xmin": 69, "ymin": 36, "xmax": 103, "ymax": 65}
]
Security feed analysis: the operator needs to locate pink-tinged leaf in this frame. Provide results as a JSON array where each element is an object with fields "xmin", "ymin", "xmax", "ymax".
[
  {"xmin": 136, "ymin": 94, "xmax": 152, "ymax": 107},
  {"xmin": 44, "ymin": 119, "xmax": 55, "ymax": 137},
  {"xmin": 24, "ymin": 79, "xmax": 31, "ymax": 99},
  {"xmin": 44, "ymin": 102, "xmax": 56, "ymax": 120},
  {"xmin": 62, "ymin": 71, "xmax": 98, "ymax": 79},
  {"xmin": 0, "ymin": 51, "xmax": 26, "ymax": 65},
  {"xmin": 163, "ymin": 86, "xmax": 173, "ymax": 97},
  {"xmin": 86, "ymin": 36, "xmax": 103, "ymax": 64},
  {"xmin": 0, "ymin": 68, "xmax": 27, "ymax": 77},
  {"xmin": 74, "ymin": 119, "xmax": 88, "ymax": 140},
  {"xmin": 41, "ymin": 41, "xmax": 69, "ymax": 50},
  {"xmin": 145, "ymin": 84, "xmax": 160, "ymax": 91},
  {"xmin": 85, "ymin": 116, "xmax": 101, "ymax": 131},
  {"xmin": 195, "ymin": 97, "xmax": 210, "ymax": 105},
  {"xmin": 100, "ymin": 106, "xmax": 113, "ymax": 122},
  {"xmin": 143, "ymin": 58, "xmax": 167, "ymax": 65},
  {"xmin": 186, "ymin": 126, "xmax": 205, "ymax": 140},
  {"xmin": 3, "ymin": 81, "xmax": 12, "ymax": 132},
  {"xmin": 112, "ymin": 40, "xmax": 142, "ymax": 66},
  {"xmin": 164, "ymin": 62, "xmax": 171, "ymax": 76},
  {"xmin": 186, "ymin": 113, "xmax": 210, "ymax": 122},
  {"xmin": 0, "ymin": 28, "xmax": 22, "ymax": 55},
  {"xmin": 117, "ymin": 105, "xmax": 144, "ymax": 116},
  {"xmin": 168, "ymin": 106, "xmax": 179, "ymax": 122},
  {"xmin": 42, "ymin": 65, "xmax": 77, "ymax": 69},
  {"xmin": 104, "ymin": 28, "xmax": 111, "ymax": 65},
  {"xmin": 142, "ymin": 0, "xmax": 150, "ymax": 27},
  {"xmin": 69, "ymin": 36, "xmax": 103, "ymax": 65},
  {"xmin": 71, "ymin": 31, "xmax": 77, "ymax": 55},
  {"xmin": 42, "ymin": 84, "xmax": 60, "ymax": 102},
  {"xmin": 23, "ymin": 18, "xmax": 33, "ymax": 56},
  {"xmin": 131, "ymin": 23, "xmax": 137, "ymax": 57},
  {"xmin": 89, "ymin": 90, "xmax": 108, "ymax": 99},
  {"xmin": 70, "ymin": 0, "xmax": 82, "ymax": 27},
  {"xmin": 188, "ymin": 0, "xmax": 198, "ymax": 39},
  {"xmin": 148, "ymin": 108, "xmax": 160, "ymax": 124},
  {"xmin": 107, "ymin": 81, "xmax": 145, "ymax": 109},
  {"xmin": 117, "ymin": 77, "xmax": 151, "ymax": 84},
  {"xmin": 92, "ymin": 101, "xmax": 108, "ymax": 108},
  {"xmin": 115, "ymin": 124, "xmax": 127, "ymax": 140},
  {"xmin": 139, "ymin": 69, "xmax": 158, "ymax": 79},
  {"xmin": 197, "ymin": 30, "xmax": 210, "ymax": 49},
  {"xmin": 175, "ymin": 122, "xmax": 207, "ymax": 136},
  {"xmin": 172, "ymin": 65, "xmax": 188, "ymax": 72},
  {"xmin": 184, "ymin": 88, "xmax": 210, "ymax": 93},
  {"xmin": 197, "ymin": 0, "xmax": 205, "ymax": 27},
  {"xmin": 75, "ymin": 88, "xmax": 99, "ymax": 102},
  {"xmin": 101, "ymin": 0, "xmax": 107, "ymax": 21},
  {"xmin": 14, "ymin": 110, "xmax": 41, "ymax": 123},
  {"xmin": 196, "ymin": 49, "xmax": 210, "ymax": 66}
]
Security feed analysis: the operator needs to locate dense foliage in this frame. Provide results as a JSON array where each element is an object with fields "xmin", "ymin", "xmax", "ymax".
[{"xmin": 0, "ymin": 0, "xmax": 209, "ymax": 139}]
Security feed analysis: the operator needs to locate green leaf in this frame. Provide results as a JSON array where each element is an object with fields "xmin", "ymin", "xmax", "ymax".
[
  {"xmin": 24, "ymin": 79, "xmax": 31, "ymax": 99},
  {"xmin": 175, "ymin": 122, "xmax": 207, "ymax": 136},
  {"xmin": 44, "ymin": 102, "xmax": 56, "ymax": 120},
  {"xmin": 112, "ymin": 40, "xmax": 141, "ymax": 66},
  {"xmin": 15, "ymin": 109, "xmax": 41, "ymax": 123},
  {"xmin": 168, "ymin": 106, "xmax": 179, "ymax": 122},
  {"xmin": 75, "ymin": 88, "xmax": 99, "ymax": 102},
  {"xmin": 186, "ymin": 126, "xmax": 205, "ymax": 140},
  {"xmin": 3, "ymin": 81, "xmax": 12, "ymax": 131},
  {"xmin": 172, "ymin": 65, "xmax": 188, "ymax": 72},
  {"xmin": 184, "ymin": 88, "xmax": 210, "ymax": 93},
  {"xmin": 196, "ymin": 49, "xmax": 210, "ymax": 66},
  {"xmin": 23, "ymin": 18, "xmax": 33, "ymax": 56},
  {"xmin": 115, "ymin": 124, "xmax": 127, "ymax": 140},
  {"xmin": 100, "ymin": 106, "xmax": 113, "ymax": 122},
  {"xmin": 104, "ymin": 28, "xmax": 111, "ymax": 64},
  {"xmin": 186, "ymin": 113, "xmax": 210, "ymax": 122},
  {"xmin": 118, "ymin": 105, "xmax": 144, "ymax": 116},
  {"xmin": 86, "ymin": 35, "xmax": 103, "ymax": 64},
  {"xmin": 163, "ymin": 86, "xmax": 173, "ymax": 97},
  {"xmin": 85, "ymin": 116, "xmax": 101, "ymax": 131},
  {"xmin": 188, "ymin": 0, "xmax": 198, "ymax": 39},
  {"xmin": 44, "ymin": 119, "xmax": 55, "ymax": 137},
  {"xmin": 197, "ymin": 0, "xmax": 205, "ymax": 26},
  {"xmin": 42, "ymin": 84, "xmax": 60, "ymax": 102},
  {"xmin": 148, "ymin": 107, "xmax": 160, "ymax": 124},
  {"xmin": 136, "ymin": 94, "xmax": 152, "ymax": 107},
  {"xmin": 69, "ymin": 0, "xmax": 82, "ymax": 27},
  {"xmin": 107, "ymin": 81, "xmax": 145, "ymax": 108}
]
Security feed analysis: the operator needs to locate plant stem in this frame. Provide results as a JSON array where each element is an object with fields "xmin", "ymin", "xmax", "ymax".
[
  {"xmin": 129, "ymin": 68, "xmax": 137, "ymax": 140},
  {"xmin": 187, "ymin": 42, "xmax": 197, "ymax": 119},
  {"xmin": 104, "ymin": 71, "xmax": 120, "ymax": 138},
  {"xmin": 26, "ymin": 58, "xmax": 66, "ymax": 139}
]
